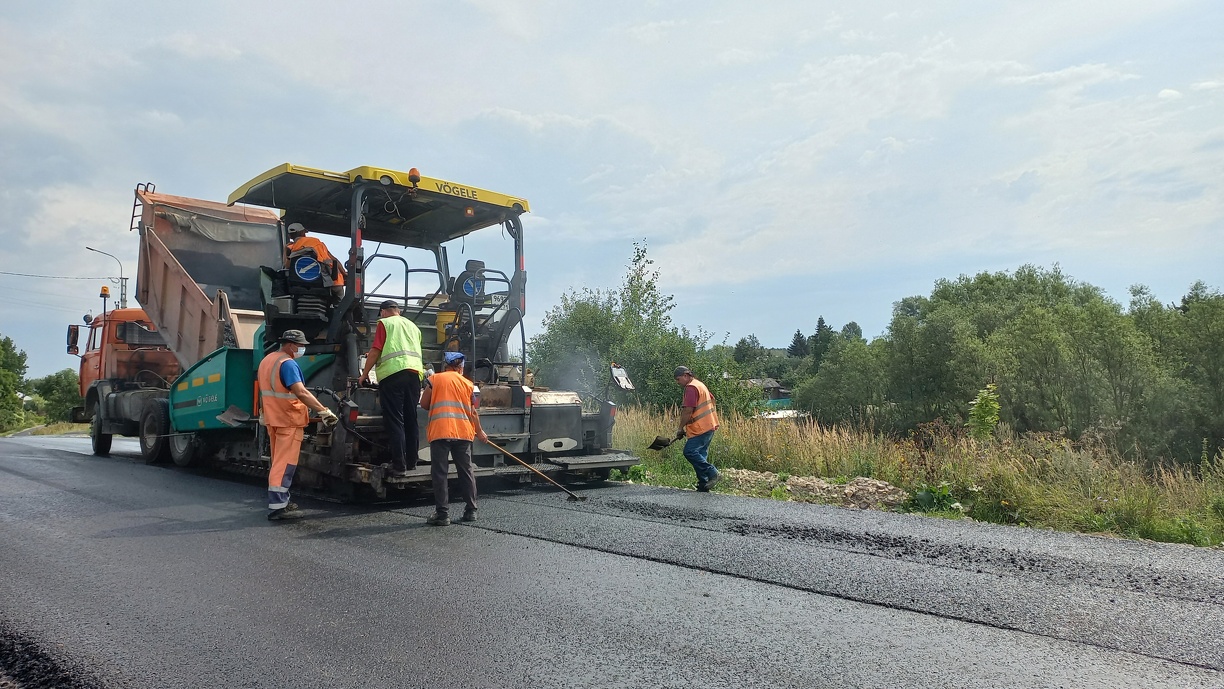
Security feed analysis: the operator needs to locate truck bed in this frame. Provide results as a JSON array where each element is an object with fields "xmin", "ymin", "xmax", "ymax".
[{"xmin": 134, "ymin": 190, "xmax": 282, "ymax": 369}]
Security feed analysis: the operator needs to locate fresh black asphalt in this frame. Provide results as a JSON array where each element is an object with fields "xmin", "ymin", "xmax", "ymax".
[{"xmin": 0, "ymin": 435, "xmax": 1221, "ymax": 688}]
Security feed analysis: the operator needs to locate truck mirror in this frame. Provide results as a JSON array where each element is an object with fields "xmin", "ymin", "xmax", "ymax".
[{"xmin": 67, "ymin": 324, "xmax": 80, "ymax": 355}]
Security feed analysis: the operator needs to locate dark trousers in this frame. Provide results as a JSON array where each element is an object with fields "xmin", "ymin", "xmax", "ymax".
[
  {"xmin": 380, "ymin": 369, "xmax": 420, "ymax": 471},
  {"xmin": 430, "ymin": 439, "xmax": 477, "ymax": 515}
]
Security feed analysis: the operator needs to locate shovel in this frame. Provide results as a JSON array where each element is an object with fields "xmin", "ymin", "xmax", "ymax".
[
  {"xmin": 484, "ymin": 439, "xmax": 588, "ymax": 502},
  {"xmin": 648, "ymin": 431, "xmax": 685, "ymax": 451}
]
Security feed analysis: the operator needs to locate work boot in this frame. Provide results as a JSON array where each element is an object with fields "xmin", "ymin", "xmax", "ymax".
[
  {"xmin": 426, "ymin": 512, "xmax": 450, "ymax": 526},
  {"xmin": 705, "ymin": 471, "xmax": 722, "ymax": 491},
  {"xmin": 461, "ymin": 508, "xmax": 478, "ymax": 522},
  {"xmin": 268, "ymin": 503, "xmax": 305, "ymax": 521}
]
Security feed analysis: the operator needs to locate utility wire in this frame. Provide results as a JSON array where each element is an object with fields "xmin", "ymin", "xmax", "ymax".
[{"xmin": 0, "ymin": 271, "xmax": 114, "ymax": 280}]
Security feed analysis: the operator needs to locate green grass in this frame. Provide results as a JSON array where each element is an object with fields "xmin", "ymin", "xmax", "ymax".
[
  {"xmin": 612, "ymin": 407, "xmax": 1224, "ymax": 547},
  {"xmin": 32, "ymin": 422, "xmax": 90, "ymax": 436}
]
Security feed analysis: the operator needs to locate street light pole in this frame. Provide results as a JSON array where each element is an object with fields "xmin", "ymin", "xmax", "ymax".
[{"xmin": 85, "ymin": 246, "xmax": 127, "ymax": 309}]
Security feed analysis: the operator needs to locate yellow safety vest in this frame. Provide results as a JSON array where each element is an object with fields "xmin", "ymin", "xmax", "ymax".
[
  {"xmin": 684, "ymin": 378, "xmax": 719, "ymax": 438},
  {"xmin": 375, "ymin": 315, "xmax": 424, "ymax": 381}
]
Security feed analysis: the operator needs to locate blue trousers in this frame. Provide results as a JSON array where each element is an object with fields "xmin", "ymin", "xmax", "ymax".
[{"xmin": 682, "ymin": 430, "xmax": 718, "ymax": 484}]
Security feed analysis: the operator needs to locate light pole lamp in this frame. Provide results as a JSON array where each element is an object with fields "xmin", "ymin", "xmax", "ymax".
[{"xmin": 86, "ymin": 246, "xmax": 127, "ymax": 309}]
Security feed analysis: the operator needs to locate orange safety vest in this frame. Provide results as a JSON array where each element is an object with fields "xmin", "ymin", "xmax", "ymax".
[
  {"xmin": 426, "ymin": 370, "xmax": 476, "ymax": 442},
  {"xmin": 287, "ymin": 236, "xmax": 345, "ymax": 286},
  {"xmin": 684, "ymin": 378, "xmax": 719, "ymax": 438},
  {"xmin": 257, "ymin": 351, "xmax": 309, "ymax": 428}
]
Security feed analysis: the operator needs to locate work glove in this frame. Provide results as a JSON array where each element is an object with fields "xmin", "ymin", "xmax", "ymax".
[
  {"xmin": 319, "ymin": 408, "xmax": 340, "ymax": 428},
  {"xmin": 675, "ymin": 429, "xmax": 686, "ymax": 441}
]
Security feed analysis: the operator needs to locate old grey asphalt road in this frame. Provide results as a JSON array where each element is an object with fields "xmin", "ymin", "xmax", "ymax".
[{"xmin": 1, "ymin": 435, "xmax": 1222, "ymax": 689}]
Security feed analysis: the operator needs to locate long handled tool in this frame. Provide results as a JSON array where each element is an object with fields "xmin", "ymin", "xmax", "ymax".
[
  {"xmin": 484, "ymin": 439, "xmax": 588, "ymax": 502},
  {"xmin": 647, "ymin": 430, "xmax": 685, "ymax": 451}
]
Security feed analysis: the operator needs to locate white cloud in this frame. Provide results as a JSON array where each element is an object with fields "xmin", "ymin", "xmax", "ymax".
[
  {"xmin": 716, "ymin": 48, "xmax": 775, "ymax": 66},
  {"xmin": 1, "ymin": 0, "xmax": 1222, "ymax": 374},
  {"xmin": 628, "ymin": 20, "xmax": 681, "ymax": 43},
  {"xmin": 153, "ymin": 32, "xmax": 242, "ymax": 61},
  {"xmin": 1001, "ymin": 63, "xmax": 1137, "ymax": 93}
]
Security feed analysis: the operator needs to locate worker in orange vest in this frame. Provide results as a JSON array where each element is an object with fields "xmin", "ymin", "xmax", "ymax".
[
  {"xmin": 674, "ymin": 365, "xmax": 721, "ymax": 492},
  {"xmin": 257, "ymin": 329, "xmax": 339, "ymax": 520},
  {"xmin": 286, "ymin": 222, "xmax": 346, "ymax": 297},
  {"xmin": 419, "ymin": 351, "xmax": 488, "ymax": 526}
]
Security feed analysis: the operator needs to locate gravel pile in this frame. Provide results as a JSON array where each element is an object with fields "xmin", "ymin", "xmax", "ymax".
[{"xmin": 724, "ymin": 468, "xmax": 909, "ymax": 509}]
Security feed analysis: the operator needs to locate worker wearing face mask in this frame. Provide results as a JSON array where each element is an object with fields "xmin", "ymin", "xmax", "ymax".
[{"xmin": 257, "ymin": 329, "xmax": 338, "ymax": 520}]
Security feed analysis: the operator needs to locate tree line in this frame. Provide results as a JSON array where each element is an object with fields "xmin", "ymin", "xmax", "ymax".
[
  {"xmin": 0, "ymin": 334, "xmax": 82, "ymax": 432},
  {"xmin": 528, "ymin": 247, "xmax": 1223, "ymax": 466},
  {"xmin": 754, "ymin": 266, "xmax": 1222, "ymax": 465}
]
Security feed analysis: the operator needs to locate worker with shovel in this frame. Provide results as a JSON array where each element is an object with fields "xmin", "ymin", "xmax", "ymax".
[
  {"xmin": 673, "ymin": 366, "xmax": 722, "ymax": 492},
  {"xmin": 419, "ymin": 351, "xmax": 488, "ymax": 526}
]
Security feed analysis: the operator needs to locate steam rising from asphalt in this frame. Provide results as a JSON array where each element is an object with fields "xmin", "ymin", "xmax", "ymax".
[{"xmin": 539, "ymin": 349, "xmax": 604, "ymax": 399}]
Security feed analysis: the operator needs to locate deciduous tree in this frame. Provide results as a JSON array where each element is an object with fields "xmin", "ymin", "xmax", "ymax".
[{"xmin": 29, "ymin": 369, "xmax": 82, "ymax": 423}]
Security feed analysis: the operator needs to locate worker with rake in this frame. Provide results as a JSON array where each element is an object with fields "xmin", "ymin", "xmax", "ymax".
[{"xmin": 420, "ymin": 351, "xmax": 489, "ymax": 525}]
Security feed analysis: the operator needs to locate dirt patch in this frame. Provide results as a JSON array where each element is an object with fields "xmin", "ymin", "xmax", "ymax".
[{"xmin": 723, "ymin": 469, "xmax": 909, "ymax": 509}]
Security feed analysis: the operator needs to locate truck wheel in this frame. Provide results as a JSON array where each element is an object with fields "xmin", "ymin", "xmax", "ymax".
[
  {"xmin": 90, "ymin": 412, "xmax": 112, "ymax": 457},
  {"xmin": 139, "ymin": 400, "xmax": 171, "ymax": 464},
  {"xmin": 169, "ymin": 432, "xmax": 203, "ymax": 468}
]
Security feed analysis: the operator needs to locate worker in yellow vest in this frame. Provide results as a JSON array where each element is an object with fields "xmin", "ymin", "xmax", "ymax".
[
  {"xmin": 257, "ymin": 329, "xmax": 338, "ymax": 520},
  {"xmin": 674, "ymin": 365, "xmax": 721, "ymax": 492},
  {"xmin": 360, "ymin": 300, "xmax": 425, "ymax": 476},
  {"xmin": 419, "ymin": 351, "xmax": 488, "ymax": 526}
]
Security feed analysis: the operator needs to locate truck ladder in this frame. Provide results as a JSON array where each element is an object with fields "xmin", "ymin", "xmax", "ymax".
[{"xmin": 129, "ymin": 182, "xmax": 156, "ymax": 232}]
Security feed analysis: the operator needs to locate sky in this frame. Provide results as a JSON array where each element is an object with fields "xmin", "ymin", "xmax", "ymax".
[{"xmin": 1, "ymin": 1, "xmax": 1221, "ymax": 378}]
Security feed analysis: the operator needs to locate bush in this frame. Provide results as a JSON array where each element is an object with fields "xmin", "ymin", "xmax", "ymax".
[{"xmin": 967, "ymin": 383, "xmax": 1000, "ymax": 441}]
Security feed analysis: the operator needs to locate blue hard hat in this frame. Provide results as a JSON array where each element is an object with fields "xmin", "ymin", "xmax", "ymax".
[{"xmin": 443, "ymin": 351, "xmax": 465, "ymax": 364}]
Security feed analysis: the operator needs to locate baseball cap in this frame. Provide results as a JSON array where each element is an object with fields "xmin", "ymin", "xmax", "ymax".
[
  {"xmin": 673, "ymin": 365, "xmax": 692, "ymax": 378},
  {"xmin": 281, "ymin": 329, "xmax": 309, "ymax": 345},
  {"xmin": 443, "ymin": 351, "xmax": 465, "ymax": 364},
  {"xmin": 379, "ymin": 299, "xmax": 400, "ymax": 310},
  {"xmin": 287, "ymin": 222, "xmax": 307, "ymax": 235}
]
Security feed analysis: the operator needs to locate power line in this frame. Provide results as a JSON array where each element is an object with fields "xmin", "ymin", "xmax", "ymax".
[{"xmin": 0, "ymin": 271, "xmax": 114, "ymax": 280}]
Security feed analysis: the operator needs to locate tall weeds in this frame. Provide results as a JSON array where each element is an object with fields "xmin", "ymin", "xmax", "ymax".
[{"xmin": 612, "ymin": 406, "xmax": 1224, "ymax": 546}]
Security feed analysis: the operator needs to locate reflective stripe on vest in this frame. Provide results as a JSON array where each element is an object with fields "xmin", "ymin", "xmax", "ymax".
[
  {"xmin": 426, "ymin": 371, "xmax": 476, "ymax": 442},
  {"xmin": 684, "ymin": 378, "xmax": 719, "ymax": 438},
  {"xmin": 375, "ymin": 315, "xmax": 424, "ymax": 381},
  {"xmin": 257, "ymin": 351, "xmax": 308, "ymax": 428}
]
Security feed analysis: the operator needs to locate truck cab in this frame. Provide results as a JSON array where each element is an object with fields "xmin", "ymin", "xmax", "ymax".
[{"xmin": 68, "ymin": 308, "xmax": 179, "ymax": 452}]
